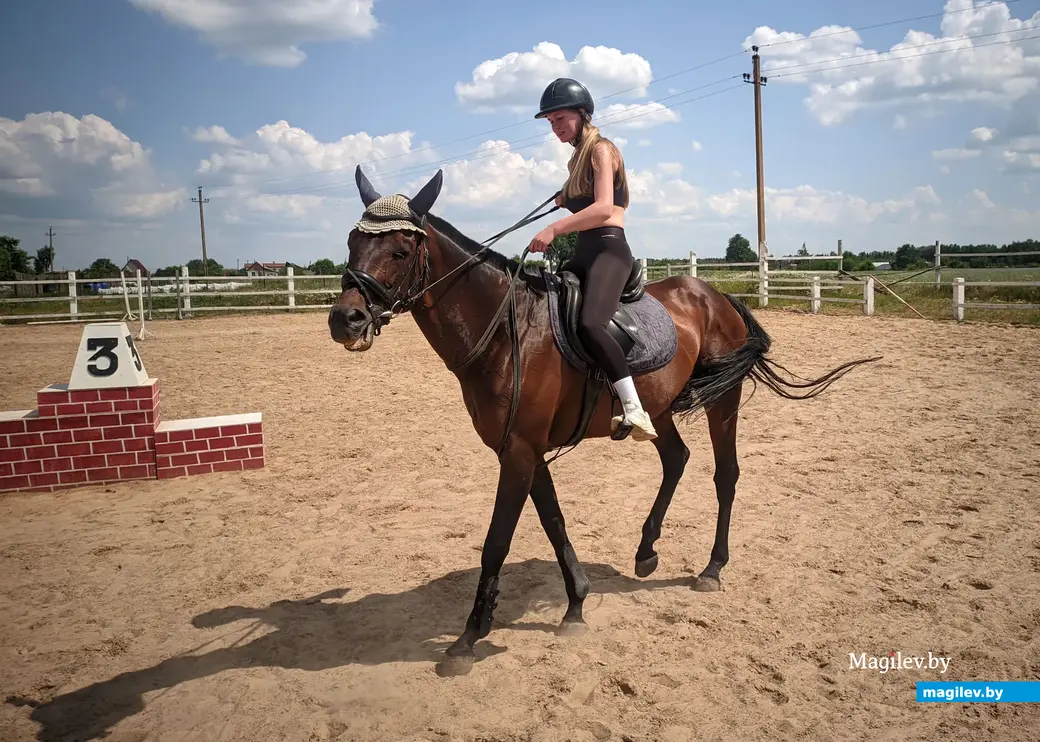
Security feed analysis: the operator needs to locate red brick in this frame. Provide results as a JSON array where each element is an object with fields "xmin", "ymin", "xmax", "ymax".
[
  {"xmin": 10, "ymin": 433, "xmax": 43, "ymax": 448},
  {"xmin": 156, "ymin": 442, "xmax": 184, "ymax": 456},
  {"xmin": 124, "ymin": 437, "xmax": 151, "ymax": 452},
  {"xmin": 225, "ymin": 448, "xmax": 250, "ymax": 461},
  {"xmin": 99, "ymin": 388, "xmax": 129, "ymax": 401},
  {"xmin": 139, "ymin": 397, "xmax": 159, "ymax": 412},
  {"xmin": 56, "ymin": 403, "xmax": 86, "ymax": 416},
  {"xmin": 87, "ymin": 467, "xmax": 119, "ymax": 482},
  {"xmin": 0, "ymin": 463, "xmax": 11, "ymax": 477},
  {"xmin": 113, "ymin": 400, "xmax": 137, "ymax": 412},
  {"xmin": 26, "ymin": 445, "xmax": 56, "ymax": 460},
  {"xmin": 208, "ymin": 437, "xmax": 235, "ymax": 450},
  {"xmin": 108, "ymin": 453, "xmax": 137, "ymax": 467},
  {"xmin": 171, "ymin": 453, "xmax": 199, "ymax": 467},
  {"xmin": 69, "ymin": 390, "xmax": 101, "ymax": 403},
  {"xmin": 90, "ymin": 440, "xmax": 123, "ymax": 455},
  {"xmin": 72, "ymin": 455, "xmax": 106, "ymax": 469},
  {"xmin": 132, "ymin": 425, "xmax": 153, "ymax": 438},
  {"xmin": 0, "ymin": 420, "xmax": 26, "ymax": 435},
  {"xmin": 186, "ymin": 463, "xmax": 213, "ymax": 476},
  {"xmin": 102, "ymin": 426, "xmax": 135, "ymax": 440},
  {"xmin": 0, "ymin": 475, "xmax": 31, "ymax": 490},
  {"xmin": 58, "ymin": 416, "xmax": 89, "ymax": 430},
  {"xmin": 212, "ymin": 459, "xmax": 244, "ymax": 473},
  {"xmin": 0, "ymin": 448, "xmax": 26, "ymax": 463},
  {"xmin": 58, "ymin": 442, "xmax": 93, "ymax": 457},
  {"xmin": 59, "ymin": 470, "xmax": 88, "ymax": 485},
  {"xmin": 43, "ymin": 458, "xmax": 74, "ymax": 473},
  {"xmin": 121, "ymin": 412, "xmax": 148, "ymax": 426},
  {"xmin": 156, "ymin": 456, "xmax": 172, "ymax": 470},
  {"xmin": 235, "ymin": 433, "xmax": 264, "ymax": 447},
  {"xmin": 157, "ymin": 466, "xmax": 186, "ymax": 480},
  {"xmin": 247, "ymin": 422, "xmax": 262, "ymax": 434},
  {"xmin": 137, "ymin": 451, "xmax": 156, "ymax": 465},
  {"xmin": 37, "ymin": 390, "xmax": 71, "ymax": 406},
  {"xmin": 184, "ymin": 439, "xmax": 209, "ymax": 453},
  {"xmin": 43, "ymin": 430, "xmax": 74, "ymax": 445},
  {"xmin": 14, "ymin": 460, "xmax": 43, "ymax": 475},
  {"xmin": 219, "ymin": 424, "xmax": 248, "ymax": 437},
  {"xmin": 85, "ymin": 401, "xmax": 115, "ymax": 414},
  {"xmin": 129, "ymin": 386, "xmax": 155, "ymax": 400},
  {"xmin": 119, "ymin": 464, "xmax": 151, "ymax": 479},
  {"xmin": 88, "ymin": 414, "xmax": 121, "ymax": 428},
  {"xmin": 243, "ymin": 457, "xmax": 265, "ymax": 470},
  {"xmin": 25, "ymin": 417, "xmax": 59, "ymax": 433},
  {"xmin": 145, "ymin": 465, "xmax": 156, "ymax": 478},
  {"xmin": 37, "ymin": 405, "xmax": 57, "ymax": 417},
  {"xmin": 194, "ymin": 427, "xmax": 221, "ymax": 439},
  {"xmin": 30, "ymin": 472, "xmax": 60, "ymax": 488},
  {"xmin": 73, "ymin": 428, "xmax": 104, "ymax": 442},
  {"xmin": 166, "ymin": 429, "xmax": 194, "ymax": 443},
  {"xmin": 198, "ymin": 450, "xmax": 225, "ymax": 464}
]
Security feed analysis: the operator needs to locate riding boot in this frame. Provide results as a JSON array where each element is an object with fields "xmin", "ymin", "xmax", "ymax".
[{"xmin": 610, "ymin": 376, "xmax": 658, "ymax": 441}]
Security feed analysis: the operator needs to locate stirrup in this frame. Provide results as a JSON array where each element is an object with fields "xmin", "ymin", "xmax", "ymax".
[{"xmin": 610, "ymin": 408, "xmax": 657, "ymax": 442}]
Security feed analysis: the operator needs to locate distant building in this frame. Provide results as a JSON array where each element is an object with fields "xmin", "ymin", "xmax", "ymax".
[
  {"xmin": 122, "ymin": 258, "xmax": 149, "ymax": 277},
  {"xmin": 243, "ymin": 261, "xmax": 286, "ymax": 277},
  {"xmin": 872, "ymin": 262, "xmax": 891, "ymax": 271}
]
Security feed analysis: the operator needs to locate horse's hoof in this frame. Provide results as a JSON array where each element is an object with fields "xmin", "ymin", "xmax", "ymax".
[
  {"xmin": 692, "ymin": 575, "xmax": 721, "ymax": 593},
  {"xmin": 555, "ymin": 619, "xmax": 588, "ymax": 638},
  {"xmin": 635, "ymin": 554, "xmax": 659, "ymax": 578},
  {"xmin": 435, "ymin": 654, "xmax": 475, "ymax": 677}
]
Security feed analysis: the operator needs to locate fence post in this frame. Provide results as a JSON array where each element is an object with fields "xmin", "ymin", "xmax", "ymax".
[
  {"xmin": 863, "ymin": 276, "xmax": 875, "ymax": 316},
  {"xmin": 666, "ymin": 263, "xmax": 673, "ymax": 278},
  {"xmin": 639, "ymin": 257, "xmax": 647, "ymax": 279},
  {"xmin": 67, "ymin": 271, "xmax": 78, "ymax": 319},
  {"xmin": 837, "ymin": 239, "xmax": 844, "ymax": 275},
  {"xmin": 952, "ymin": 277, "xmax": 965, "ymax": 321},
  {"xmin": 810, "ymin": 275, "xmax": 821, "ymax": 314},
  {"xmin": 758, "ymin": 254, "xmax": 769, "ymax": 308},
  {"xmin": 934, "ymin": 240, "xmax": 942, "ymax": 289},
  {"xmin": 181, "ymin": 266, "xmax": 192, "ymax": 316},
  {"xmin": 689, "ymin": 251, "xmax": 697, "ymax": 278},
  {"xmin": 286, "ymin": 266, "xmax": 296, "ymax": 310}
]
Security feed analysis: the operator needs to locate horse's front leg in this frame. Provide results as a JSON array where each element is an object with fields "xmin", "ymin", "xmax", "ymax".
[{"xmin": 436, "ymin": 437, "xmax": 537, "ymax": 677}]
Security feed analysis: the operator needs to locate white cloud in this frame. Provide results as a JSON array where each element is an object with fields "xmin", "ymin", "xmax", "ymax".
[
  {"xmin": 691, "ymin": 140, "xmax": 703, "ymax": 152},
  {"xmin": 599, "ymin": 101, "xmax": 680, "ymax": 130},
  {"xmin": 0, "ymin": 111, "xmax": 186, "ymax": 219},
  {"xmin": 971, "ymin": 126, "xmax": 999, "ymax": 141},
  {"xmin": 744, "ymin": 0, "xmax": 1040, "ymax": 125},
  {"xmin": 932, "ymin": 147, "xmax": 981, "ymax": 160},
  {"xmin": 705, "ymin": 183, "xmax": 941, "ymax": 225},
  {"xmin": 656, "ymin": 162, "xmax": 684, "ymax": 176},
  {"xmin": 190, "ymin": 125, "xmax": 240, "ymax": 146},
  {"xmin": 128, "ymin": 0, "xmax": 377, "ymax": 67},
  {"xmin": 454, "ymin": 42, "xmax": 653, "ymax": 112}
]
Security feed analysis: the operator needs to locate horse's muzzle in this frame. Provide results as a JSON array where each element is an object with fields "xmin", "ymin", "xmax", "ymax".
[{"xmin": 328, "ymin": 306, "xmax": 375, "ymax": 351}]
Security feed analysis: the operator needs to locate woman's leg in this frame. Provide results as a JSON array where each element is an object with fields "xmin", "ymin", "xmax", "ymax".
[{"xmin": 575, "ymin": 230, "xmax": 657, "ymax": 441}]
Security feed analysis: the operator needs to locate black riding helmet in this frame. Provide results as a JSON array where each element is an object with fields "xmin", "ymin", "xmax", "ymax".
[{"xmin": 535, "ymin": 78, "xmax": 594, "ymax": 119}]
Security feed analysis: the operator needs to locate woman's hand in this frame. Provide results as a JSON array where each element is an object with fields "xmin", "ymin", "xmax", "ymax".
[
  {"xmin": 554, "ymin": 191, "xmax": 564, "ymax": 207},
  {"xmin": 528, "ymin": 225, "xmax": 557, "ymax": 254}
]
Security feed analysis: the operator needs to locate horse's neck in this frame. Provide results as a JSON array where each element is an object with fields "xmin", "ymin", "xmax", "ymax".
[{"xmin": 411, "ymin": 232, "xmax": 513, "ymax": 372}]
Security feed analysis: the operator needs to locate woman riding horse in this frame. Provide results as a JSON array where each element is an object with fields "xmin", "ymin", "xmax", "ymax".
[{"xmin": 527, "ymin": 77, "xmax": 657, "ymax": 442}]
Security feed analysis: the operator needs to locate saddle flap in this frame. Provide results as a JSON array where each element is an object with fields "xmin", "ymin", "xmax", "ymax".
[{"xmin": 620, "ymin": 260, "xmax": 645, "ymax": 303}]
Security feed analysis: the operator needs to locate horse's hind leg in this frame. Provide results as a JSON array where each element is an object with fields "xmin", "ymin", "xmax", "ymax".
[
  {"xmin": 635, "ymin": 413, "xmax": 690, "ymax": 578},
  {"xmin": 693, "ymin": 383, "xmax": 742, "ymax": 592},
  {"xmin": 529, "ymin": 462, "xmax": 590, "ymax": 635}
]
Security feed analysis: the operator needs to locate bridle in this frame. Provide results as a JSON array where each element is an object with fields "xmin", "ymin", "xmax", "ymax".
[{"xmin": 339, "ymin": 192, "xmax": 560, "ymax": 458}]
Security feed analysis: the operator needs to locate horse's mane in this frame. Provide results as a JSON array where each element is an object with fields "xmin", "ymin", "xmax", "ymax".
[{"xmin": 425, "ymin": 213, "xmax": 522, "ymax": 275}]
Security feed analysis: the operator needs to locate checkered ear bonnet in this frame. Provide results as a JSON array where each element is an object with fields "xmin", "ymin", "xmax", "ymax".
[{"xmin": 355, "ymin": 194, "xmax": 428, "ymax": 236}]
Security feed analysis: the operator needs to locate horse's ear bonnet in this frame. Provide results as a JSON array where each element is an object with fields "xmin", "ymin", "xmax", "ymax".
[{"xmin": 354, "ymin": 166, "xmax": 444, "ymax": 236}]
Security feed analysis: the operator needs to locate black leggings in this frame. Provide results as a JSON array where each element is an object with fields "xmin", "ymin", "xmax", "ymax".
[{"xmin": 568, "ymin": 226, "xmax": 633, "ymax": 383}]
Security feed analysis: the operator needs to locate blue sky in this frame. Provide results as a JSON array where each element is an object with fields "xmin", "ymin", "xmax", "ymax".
[{"xmin": 1, "ymin": 0, "xmax": 1039, "ymax": 272}]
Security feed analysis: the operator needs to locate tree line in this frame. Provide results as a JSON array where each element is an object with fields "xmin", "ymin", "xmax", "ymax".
[{"xmin": 2, "ymin": 232, "xmax": 1037, "ymax": 283}]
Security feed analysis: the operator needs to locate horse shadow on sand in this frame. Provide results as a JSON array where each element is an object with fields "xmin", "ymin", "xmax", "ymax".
[{"xmin": 12, "ymin": 558, "xmax": 691, "ymax": 741}]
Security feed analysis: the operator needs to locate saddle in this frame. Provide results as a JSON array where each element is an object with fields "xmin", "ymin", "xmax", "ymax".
[{"xmin": 540, "ymin": 258, "xmax": 676, "ymax": 447}]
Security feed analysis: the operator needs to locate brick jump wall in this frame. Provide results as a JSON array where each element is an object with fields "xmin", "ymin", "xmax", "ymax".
[
  {"xmin": 1, "ymin": 382, "xmax": 265, "ymax": 494},
  {"xmin": 0, "ymin": 381, "xmax": 160, "ymax": 493}
]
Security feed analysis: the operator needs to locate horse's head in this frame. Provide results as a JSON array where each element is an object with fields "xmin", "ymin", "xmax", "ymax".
[{"xmin": 328, "ymin": 165, "xmax": 443, "ymax": 351}]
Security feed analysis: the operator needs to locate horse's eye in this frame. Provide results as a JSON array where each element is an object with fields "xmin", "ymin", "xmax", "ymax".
[{"xmin": 392, "ymin": 250, "xmax": 408, "ymax": 260}]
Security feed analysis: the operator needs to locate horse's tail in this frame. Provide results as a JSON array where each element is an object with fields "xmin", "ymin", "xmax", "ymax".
[{"xmin": 670, "ymin": 293, "xmax": 881, "ymax": 423}]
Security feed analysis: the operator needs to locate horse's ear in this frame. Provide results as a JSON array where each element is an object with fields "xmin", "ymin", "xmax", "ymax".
[
  {"xmin": 408, "ymin": 169, "xmax": 443, "ymax": 216},
  {"xmin": 355, "ymin": 165, "xmax": 381, "ymax": 207}
]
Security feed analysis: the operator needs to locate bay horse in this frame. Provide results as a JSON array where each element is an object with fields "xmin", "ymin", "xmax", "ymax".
[{"xmin": 328, "ymin": 166, "xmax": 880, "ymax": 676}]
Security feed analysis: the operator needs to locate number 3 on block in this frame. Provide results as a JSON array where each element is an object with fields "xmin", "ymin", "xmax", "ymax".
[{"xmin": 69, "ymin": 322, "xmax": 150, "ymax": 390}]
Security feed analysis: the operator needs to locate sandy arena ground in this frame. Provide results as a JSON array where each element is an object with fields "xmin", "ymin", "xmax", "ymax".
[{"xmin": 1, "ymin": 307, "xmax": 1039, "ymax": 741}]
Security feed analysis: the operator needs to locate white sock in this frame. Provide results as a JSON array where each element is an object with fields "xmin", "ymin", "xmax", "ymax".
[{"xmin": 612, "ymin": 376, "xmax": 641, "ymax": 410}]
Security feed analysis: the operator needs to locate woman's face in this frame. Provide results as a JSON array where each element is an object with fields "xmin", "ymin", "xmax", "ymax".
[{"xmin": 545, "ymin": 109, "xmax": 582, "ymax": 144}]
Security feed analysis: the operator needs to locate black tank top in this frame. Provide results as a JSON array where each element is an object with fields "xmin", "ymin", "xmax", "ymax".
[{"xmin": 561, "ymin": 174, "xmax": 626, "ymax": 214}]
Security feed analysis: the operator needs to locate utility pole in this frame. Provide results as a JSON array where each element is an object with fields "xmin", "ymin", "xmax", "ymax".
[
  {"xmin": 45, "ymin": 226, "xmax": 56, "ymax": 272},
  {"xmin": 191, "ymin": 186, "xmax": 210, "ymax": 276},
  {"xmin": 743, "ymin": 47, "xmax": 769, "ymax": 306}
]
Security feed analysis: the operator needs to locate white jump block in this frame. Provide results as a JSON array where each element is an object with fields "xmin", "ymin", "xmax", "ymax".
[{"xmin": 68, "ymin": 322, "xmax": 150, "ymax": 390}]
